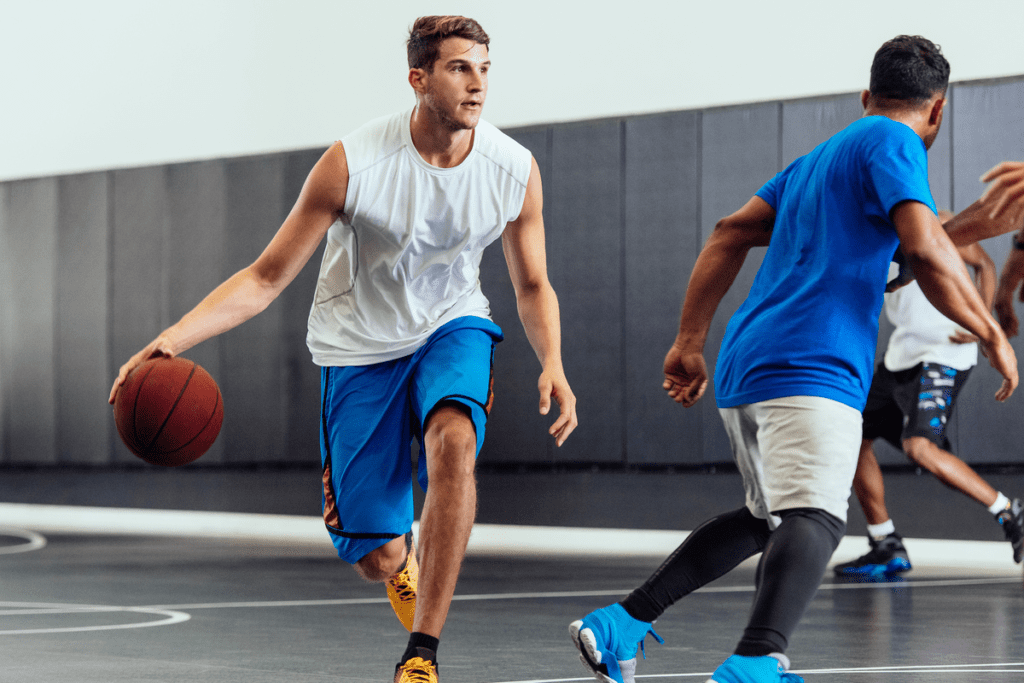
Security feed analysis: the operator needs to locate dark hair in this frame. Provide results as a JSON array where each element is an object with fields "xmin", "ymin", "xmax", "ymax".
[
  {"xmin": 870, "ymin": 35, "xmax": 950, "ymax": 104},
  {"xmin": 407, "ymin": 16, "xmax": 489, "ymax": 71}
]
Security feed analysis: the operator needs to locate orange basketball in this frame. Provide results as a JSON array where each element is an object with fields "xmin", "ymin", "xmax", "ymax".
[{"xmin": 113, "ymin": 356, "xmax": 223, "ymax": 466}]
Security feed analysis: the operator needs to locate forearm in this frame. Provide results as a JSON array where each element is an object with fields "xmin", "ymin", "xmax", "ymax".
[
  {"xmin": 910, "ymin": 248, "xmax": 1002, "ymax": 345},
  {"xmin": 944, "ymin": 200, "xmax": 1021, "ymax": 246},
  {"xmin": 162, "ymin": 266, "xmax": 280, "ymax": 354},
  {"xmin": 675, "ymin": 232, "xmax": 753, "ymax": 350},
  {"xmin": 515, "ymin": 281, "xmax": 564, "ymax": 372}
]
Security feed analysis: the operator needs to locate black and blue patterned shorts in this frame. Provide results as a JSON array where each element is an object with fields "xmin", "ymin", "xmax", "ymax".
[{"xmin": 862, "ymin": 361, "xmax": 971, "ymax": 452}]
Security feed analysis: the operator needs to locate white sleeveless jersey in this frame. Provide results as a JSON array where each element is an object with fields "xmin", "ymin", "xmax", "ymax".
[
  {"xmin": 883, "ymin": 280, "xmax": 978, "ymax": 372},
  {"xmin": 306, "ymin": 108, "xmax": 532, "ymax": 366}
]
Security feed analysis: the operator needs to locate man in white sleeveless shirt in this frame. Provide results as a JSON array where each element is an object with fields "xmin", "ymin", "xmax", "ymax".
[
  {"xmin": 835, "ymin": 230, "xmax": 1024, "ymax": 577},
  {"xmin": 110, "ymin": 16, "xmax": 577, "ymax": 682}
]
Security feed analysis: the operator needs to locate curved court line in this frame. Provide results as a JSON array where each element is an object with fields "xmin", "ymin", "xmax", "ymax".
[
  {"xmin": 0, "ymin": 601, "xmax": 190, "ymax": 635},
  {"xmin": 0, "ymin": 529, "xmax": 47, "ymax": 555}
]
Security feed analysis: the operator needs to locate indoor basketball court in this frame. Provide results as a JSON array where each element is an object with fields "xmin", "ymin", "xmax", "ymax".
[{"xmin": 4, "ymin": 3, "xmax": 1024, "ymax": 683}]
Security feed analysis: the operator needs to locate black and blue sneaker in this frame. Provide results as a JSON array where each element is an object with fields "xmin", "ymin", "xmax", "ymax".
[
  {"xmin": 569, "ymin": 603, "xmax": 663, "ymax": 683},
  {"xmin": 833, "ymin": 532, "xmax": 912, "ymax": 577},
  {"xmin": 996, "ymin": 498, "xmax": 1024, "ymax": 563}
]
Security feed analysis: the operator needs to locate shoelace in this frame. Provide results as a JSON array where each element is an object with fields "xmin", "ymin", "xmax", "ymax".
[
  {"xmin": 397, "ymin": 657, "xmax": 436, "ymax": 683},
  {"xmin": 390, "ymin": 569, "xmax": 416, "ymax": 603},
  {"xmin": 638, "ymin": 625, "xmax": 665, "ymax": 660}
]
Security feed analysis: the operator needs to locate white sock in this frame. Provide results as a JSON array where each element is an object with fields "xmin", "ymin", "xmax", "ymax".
[
  {"xmin": 989, "ymin": 492, "xmax": 1010, "ymax": 516},
  {"xmin": 867, "ymin": 519, "xmax": 895, "ymax": 539}
]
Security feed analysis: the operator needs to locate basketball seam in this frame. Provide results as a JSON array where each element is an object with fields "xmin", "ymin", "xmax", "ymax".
[
  {"xmin": 129, "ymin": 362, "xmax": 159, "ymax": 453},
  {"xmin": 144, "ymin": 362, "xmax": 199, "ymax": 453},
  {"xmin": 152, "ymin": 389, "xmax": 222, "ymax": 456}
]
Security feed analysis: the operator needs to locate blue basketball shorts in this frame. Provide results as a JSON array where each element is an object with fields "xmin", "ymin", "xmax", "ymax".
[{"xmin": 319, "ymin": 316, "xmax": 503, "ymax": 564}]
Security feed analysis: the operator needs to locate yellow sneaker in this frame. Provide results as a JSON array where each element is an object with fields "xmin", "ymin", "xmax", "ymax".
[
  {"xmin": 393, "ymin": 656, "xmax": 437, "ymax": 683},
  {"xmin": 386, "ymin": 533, "xmax": 417, "ymax": 631}
]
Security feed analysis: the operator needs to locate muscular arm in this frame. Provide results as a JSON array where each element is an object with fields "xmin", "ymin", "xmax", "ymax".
[
  {"xmin": 893, "ymin": 200, "xmax": 1017, "ymax": 400},
  {"xmin": 109, "ymin": 142, "xmax": 349, "ymax": 402},
  {"xmin": 664, "ymin": 196, "xmax": 775, "ymax": 406},
  {"xmin": 943, "ymin": 196, "xmax": 1023, "ymax": 246},
  {"xmin": 501, "ymin": 156, "xmax": 578, "ymax": 445}
]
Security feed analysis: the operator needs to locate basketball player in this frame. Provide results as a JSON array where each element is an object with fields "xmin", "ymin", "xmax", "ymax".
[
  {"xmin": 835, "ymin": 231, "xmax": 1024, "ymax": 577},
  {"xmin": 569, "ymin": 36, "xmax": 1017, "ymax": 683},
  {"xmin": 109, "ymin": 16, "xmax": 577, "ymax": 683}
]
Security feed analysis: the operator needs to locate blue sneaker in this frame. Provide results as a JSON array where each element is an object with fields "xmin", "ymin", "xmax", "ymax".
[
  {"xmin": 706, "ymin": 653, "xmax": 804, "ymax": 682},
  {"xmin": 832, "ymin": 532, "xmax": 911, "ymax": 577},
  {"xmin": 568, "ymin": 603, "xmax": 663, "ymax": 683}
]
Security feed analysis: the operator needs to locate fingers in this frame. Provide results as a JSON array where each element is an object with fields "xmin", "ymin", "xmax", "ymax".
[
  {"xmin": 547, "ymin": 392, "xmax": 577, "ymax": 447},
  {"xmin": 980, "ymin": 162, "xmax": 1024, "ymax": 219},
  {"xmin": 996, "ymin": 378, "xmax": 1015, "ymax": 402},
  {"xmin": 539, "ymin": 375, "xmax": 577, "ymax": 447},
  {"xmin": 108, "ymin": 343, "xmax": 173, "ymax": 404}
]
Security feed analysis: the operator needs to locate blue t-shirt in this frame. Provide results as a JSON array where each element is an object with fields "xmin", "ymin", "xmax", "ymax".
[{"xmin": 714, "ymin": 116, "xmax": 936, "ymax": 411}]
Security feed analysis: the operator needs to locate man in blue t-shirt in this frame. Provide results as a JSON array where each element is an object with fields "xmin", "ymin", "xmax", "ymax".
[{"xmin": 569, "ymin": 36, "xmax": 1018, "ymax": 683}]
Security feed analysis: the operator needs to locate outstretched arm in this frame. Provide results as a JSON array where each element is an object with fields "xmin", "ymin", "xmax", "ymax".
[
  {"xmin": 109, "ymin": 142, "xmax": 349, "ymax": 403},
  {"xmin": 501, "ymin": 157, "xmax": 578, "ymax": 446},
  {"xmin": 942, "ymin": 162, "xmax": 1024, "ymax": 246},
  {"xmin": 664, "ymin": 196, "xmax": 775, "ymax": 407},
  {"xmin": 980, "ymin": 161, "xmax": 1024, "ymax": 222},
  {"xmin": 893, "ymin": 200, "xmax": 1017, "ymax": 401}
]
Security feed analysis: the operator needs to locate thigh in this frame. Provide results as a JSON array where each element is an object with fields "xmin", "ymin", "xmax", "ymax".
[
  {"xmin": 752, "ymin": 396, "xmax": 863, "ymax": 524},
  {"xmin": 719, "ymin": 405, "xmax": 778, "ymax": 527},
  {"xmin": 320, "ymin": 361, "xmax": 416, "ymax": 564},
  {"xmin": 410, "ymin": 317, "xmax": 502, "ymax": 489},
  {"xmin": 861, "ymin": 364, "xmax": 904, "ymax": 449},
  {"xmin": 894, "ymin": 362, "xmax": 971, "ymax": 452}
]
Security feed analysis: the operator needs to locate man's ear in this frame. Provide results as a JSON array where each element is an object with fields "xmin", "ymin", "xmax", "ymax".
[
  {"xmin": 861, "ymin": 89, "xmax": 871, "ymax": 110},
  {"xmin": 408, "ymin": 68, "xmax": 427, "ymax": 94},
  {"xmin": 929, "ymin": 96, "xmax": 946, "ymax": 126}
]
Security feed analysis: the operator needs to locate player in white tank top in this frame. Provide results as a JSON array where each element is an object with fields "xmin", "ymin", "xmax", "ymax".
[
  {"xmin": 307, "ymin": 107, "xmax": 532, "ymax": 365},
  {"xmin": 108, "ymin": 17, "xmax": 578, "ymax": 679}
]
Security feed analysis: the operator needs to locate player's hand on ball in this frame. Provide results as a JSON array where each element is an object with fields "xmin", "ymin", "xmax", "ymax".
[
  {"xmin": 109, "ymin": 336, "xmax": 177, "ymax": 404},
  {"xmin": 663, "ymin": 343, "xmax": 708, "ymax": 407}
]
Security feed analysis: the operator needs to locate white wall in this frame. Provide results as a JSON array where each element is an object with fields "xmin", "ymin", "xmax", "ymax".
[{"xmin": 2, "ymin": 0, "xmax": 1022, "ymax": 181}]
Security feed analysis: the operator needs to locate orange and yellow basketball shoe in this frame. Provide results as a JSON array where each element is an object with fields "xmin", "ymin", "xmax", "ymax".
[
  {"xmin": 386, "ymin": 533, "xmax": 418, "ymax": 631},
  {"xmin": 393, "ymin": 655, "xmax": 438, "ymax": 683}
]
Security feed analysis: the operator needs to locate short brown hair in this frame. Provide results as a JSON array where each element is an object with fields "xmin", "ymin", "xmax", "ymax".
[{"xmin": 407, "ymin": 16, "xmax": 489, "ymax": 71}]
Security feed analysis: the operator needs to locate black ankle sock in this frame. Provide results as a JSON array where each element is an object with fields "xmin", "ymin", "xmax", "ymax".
[{"xmin": 401, "ymin": 633, "xmax": 439, "ymax": 664}]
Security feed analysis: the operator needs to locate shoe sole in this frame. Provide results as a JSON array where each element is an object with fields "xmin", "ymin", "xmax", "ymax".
[{"xmin": 569, "ymin": 620, "xmax": 616, "ymax": 683}]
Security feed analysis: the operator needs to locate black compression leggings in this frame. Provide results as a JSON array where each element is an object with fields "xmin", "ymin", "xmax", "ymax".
[{"xmin": 620, "ymin": 506, "xmax": 845, "ymax": 656}]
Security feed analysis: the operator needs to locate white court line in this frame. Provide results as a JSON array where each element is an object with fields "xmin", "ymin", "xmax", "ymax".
[
  {"xmin": 0, "ymin": 528, "xmax": 47, "ymax": 554},
  {"xmin": 136, "ymin": 575, "xmax": 1021, "ymax": 612},
  {"xmin": 0, "ymin": 601, "xmax": 191, "ymax": 635},
  {"xmin": 490, "ymin": 661, "xmax": 1024, "ymax": 682}
]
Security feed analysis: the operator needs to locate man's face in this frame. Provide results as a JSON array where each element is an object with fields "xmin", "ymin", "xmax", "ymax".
[{"xmin": 419, "ymin": 38, "xmax": 490, "ymax": 131}]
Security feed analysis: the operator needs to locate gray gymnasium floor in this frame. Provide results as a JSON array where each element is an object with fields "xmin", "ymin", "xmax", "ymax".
[{"xmin": 2, "ymin": 509, "xmax": 1023, "ymax": 683}]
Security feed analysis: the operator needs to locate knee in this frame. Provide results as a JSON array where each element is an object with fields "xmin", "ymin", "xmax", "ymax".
[
  {"xmin": 423, "ymin": 406, "xmax": 477, "ymax": 480},
  {"xmin": 902, "ymin": 437, "xmax": 937, "ymax": 468},
  {"xmin": 353, "ymin": 537, "xmax": 407, "ymax": 582}
]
